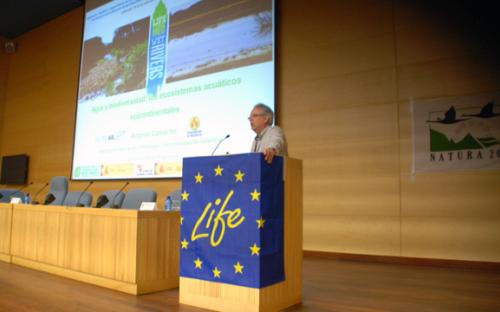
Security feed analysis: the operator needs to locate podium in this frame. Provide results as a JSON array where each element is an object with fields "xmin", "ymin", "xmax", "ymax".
[{"xmin": 179, "ymin": 154, "xmax": 303, "ymax": 311}]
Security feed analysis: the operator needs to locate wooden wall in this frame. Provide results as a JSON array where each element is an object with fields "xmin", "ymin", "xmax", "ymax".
[
  {"xmin": 279, "ymin": 0, "xmax": 500, "ymax": 262},
  {"xmin": 1, "ymin": 1, "xmax": 499, "ymax": 262},
  {"xmin": 0, "ymin": 36, "xmax": 9, "ymax": 156},
  {"xmin": 392, "ymin": 0, "xmax": 500, "ymax": 262}
]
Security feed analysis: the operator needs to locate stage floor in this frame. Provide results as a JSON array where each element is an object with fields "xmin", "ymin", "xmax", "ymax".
[{"xmin": 1, "ymin": 254, "xmax": 499, "ymax": 311}]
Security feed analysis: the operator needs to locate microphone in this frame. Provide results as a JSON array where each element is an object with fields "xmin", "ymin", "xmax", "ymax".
[
  {"xmin": 9, "ymin": 182, "xmax": 34, "ymax": 201},
  {"xmin": 95, "ymin": 194, "xmax": 109, "ymax": 208},
  {"xmin": 31, "ymin": 182, "xmax": 49, "ymax": 205},
  {"xmin": 44, "ymin": 193, "xmax": 56, "ymax": 205},
  {"xmin": 109, "ymin": 182, "xmax": 129, "ymax": 208},
  {"xmin": 75, "ymin": 181, "xmax": 94, "ymax": 207},
  {"xmin": 211, "ymin": 134, "xmax": 230, "ymax": 155}
]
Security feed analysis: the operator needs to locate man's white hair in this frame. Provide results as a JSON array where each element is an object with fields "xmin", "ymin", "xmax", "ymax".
[{"xmin": 253, "ymin": 103, "xmax": 274, "ymax": 125}]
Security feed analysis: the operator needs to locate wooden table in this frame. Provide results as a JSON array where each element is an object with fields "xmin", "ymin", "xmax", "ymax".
[
  {"xmin": 1, "ymin": 203, "xmax": 180, "ymax": 295},
  {"xmin": 0, "ymin": 203, "xmax": 12, "ymax": 263}
]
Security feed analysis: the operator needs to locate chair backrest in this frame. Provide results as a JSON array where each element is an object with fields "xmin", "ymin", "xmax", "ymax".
[
  {"xmin": 62, "ymin": 191, "xmax": 93, "ymax": 207},
  {"xmin": 0, "ymin": 189, "xmax": 26, "ymax": 203},
  {"xmin": 96, "ymin": 190, "xmax": 126, "ymax": 208},
  {"xmin": 170, "ymin": 189, "xmax": 182, "ymax": 210},
  {"xmin": 46, "ymin": 176, "xmax": 68, "ymax": 205},
  {"xmin": 120, "ymin": 188, "xmax": 157, "ymax": 209}
]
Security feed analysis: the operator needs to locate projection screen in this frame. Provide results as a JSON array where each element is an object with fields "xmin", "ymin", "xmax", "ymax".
[{"xmin": 72, "ymin": 0, "xmax": 275, "ymax": 179}]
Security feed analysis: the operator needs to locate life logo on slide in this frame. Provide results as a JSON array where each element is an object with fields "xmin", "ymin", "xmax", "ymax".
[
  {"xmin": 147, "ymin": 0, "xmax": 169, "ymax": 97},
  {"xmin": 188, "ymin": 116, "xmax": 202, "ymax": 137}
]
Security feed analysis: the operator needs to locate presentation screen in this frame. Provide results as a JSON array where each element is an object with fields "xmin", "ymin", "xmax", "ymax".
[{"xmin": 72, "ymin": 0, "xmax": 275, "ymax": 179}]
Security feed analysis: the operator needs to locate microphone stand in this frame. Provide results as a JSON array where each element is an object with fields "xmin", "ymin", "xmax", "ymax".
[
  {"xmin": 75, "ymin": 181, "xmax": 94, "ymax": 207},
  {"xmin": 31, "ymin": 182, "xmax": 49, "ymax": 205},
  {"xmin": 109, "ymin": 182, "xmax": 129, "ymax": 208},
  {"xmin": 211, "ymin": 134, "xmax": 230, "ymax": 155}
]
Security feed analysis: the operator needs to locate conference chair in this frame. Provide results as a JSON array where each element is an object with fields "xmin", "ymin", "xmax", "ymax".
[
  {"xmin": 0, "ymin": 189, "xmax": 26, "ymax": 203},
  {"xmin": 95, "ymin": 190, "xmax": 126, "ymax": 208},
  {"xmin": 120, "ymin": 188, "xmax": 157, "ymax": 209},
  {"xmin": 44, "ymin": 176, "xmax": 68, "ymax": 205},
  {"xmin": 62, "ymin": 191, "xmax": 93, "ymax": 207}
]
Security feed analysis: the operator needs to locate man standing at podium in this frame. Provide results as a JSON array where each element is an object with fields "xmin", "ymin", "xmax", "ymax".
[{"xmin": 249, "ymin": 103, "xmax": 288, "ymax": 163}]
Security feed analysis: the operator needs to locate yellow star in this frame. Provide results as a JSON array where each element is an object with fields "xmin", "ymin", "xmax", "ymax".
[
  {"xmin": 250, "ymin": 189, "xmax": 261, "ymax": 201},
  {"xmin": 180, "ymin": 216, "xmax": 184, "ymax": 224},
  {"xmin": 234, "ymin": 261, "xmax": 244, "ymax": 274},
  {"xmin": 250, "ymin": 243, "xmax": 260, "ymax": 256},
  {"xmin": 195, "ymin": 172, "xmax": 203, "ymax": 184},
  {"xmin": 214, "ymin": 165, "xmax": 223, "ymax": 176},
  {"xmin": 256, "ymin": 217, "xmax": 265, "ymax": 228},
  {"xmin": 213, "ymin": 267, "xmax": 221, "ymax": 278},
  {"xmin": 181, "ymin": 190, "xmax": 189, "ymax": 201},
  {"xmin": 194, "ymin": 258, "xmax": 203, "ymax": 269},
  {"xmin": 234, "ymin": 170, "xmax": 245, "ymax": 182},
  {"xmin": 181, "ymin": 238, "xmax": 189, "ymax": 249}
]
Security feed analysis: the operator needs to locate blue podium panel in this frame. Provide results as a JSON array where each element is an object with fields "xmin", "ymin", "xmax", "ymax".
[{"xmin": 180, "ymin": 153, "xmax": 284, "ymax": 288}]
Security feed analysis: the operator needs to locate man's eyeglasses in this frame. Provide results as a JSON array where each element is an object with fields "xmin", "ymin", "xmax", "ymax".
[{"xmin": 248, "ymin": 113, "xmax": 266, "ymax": 120}]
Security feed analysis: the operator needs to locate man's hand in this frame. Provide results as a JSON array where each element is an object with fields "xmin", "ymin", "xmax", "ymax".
[{"xmin": 263, "ymin": 148, "xmax": 277, "ymax": 164}]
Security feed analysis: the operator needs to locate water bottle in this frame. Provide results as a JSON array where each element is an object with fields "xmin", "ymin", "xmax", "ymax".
[
  {"xmin": 172, "ymin": 198, "xmax": 180, "ymax": 211},
  {"xmin": 165, "ymin": 196, "xmax": 172, "ymax": 211},
  {"xmin": 24, "ymin": 193, "xmax": 32, "ymax": 204}
]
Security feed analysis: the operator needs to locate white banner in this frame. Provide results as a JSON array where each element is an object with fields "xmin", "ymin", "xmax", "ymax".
[{"xmin": 412, "ymin": 93, "xmax": 500, "ymax": 173}]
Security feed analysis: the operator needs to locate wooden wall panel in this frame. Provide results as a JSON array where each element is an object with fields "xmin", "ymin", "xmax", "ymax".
[
  {"xmin": 0, "ymin": 36, "xmax": 9, "ymax": 156},
  {"xmin": 305, "ymin": 215, "xmax": 400, "ymax": 255},
  {"xmin": 1, "ymin": 0, "xmax": 499, "ymax": 263},
  {"xmin": 402, "ymin": 217, "xmax": 500, "ymax": 262},
  {"xmin": 1, "ymin": 9, "xmax": 81, "ymax": 184},
  {"xmin": 281, "ymin": 0, "xmax": 500, "ymax": 261},
  {"xmin": 280, "ymin": 0, "xmax": 401, "ymax": 257},
  {"xmin": 393, "ymin": 0, "xmax": 500, "ymax": 261}
]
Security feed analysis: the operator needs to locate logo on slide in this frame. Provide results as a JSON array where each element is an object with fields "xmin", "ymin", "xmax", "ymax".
[
  {"xmin": 147, "ymin": 0, "xmax": 169, "ymax": 97},
  {"xmin": 188, "ymin": 116, "xmax": 202, "ymax": 137},
  {"xmin": 190, "ymin": 116, "xmax": 201, "ymax": 130}
]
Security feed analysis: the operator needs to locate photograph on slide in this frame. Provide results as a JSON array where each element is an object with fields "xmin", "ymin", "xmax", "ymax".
[{"xmin": 78, "ymin": 0, "xmax": 273, "ymax": 102}]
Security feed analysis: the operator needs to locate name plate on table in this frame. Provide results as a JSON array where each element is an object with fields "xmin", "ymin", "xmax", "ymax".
[
  {"xmin": 10, "ymin": 197, "xmax": 22, "ymax": 204},
  {"xmin": 139, "ymin": 202, "xmax": 157, "ymax": 211}
]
